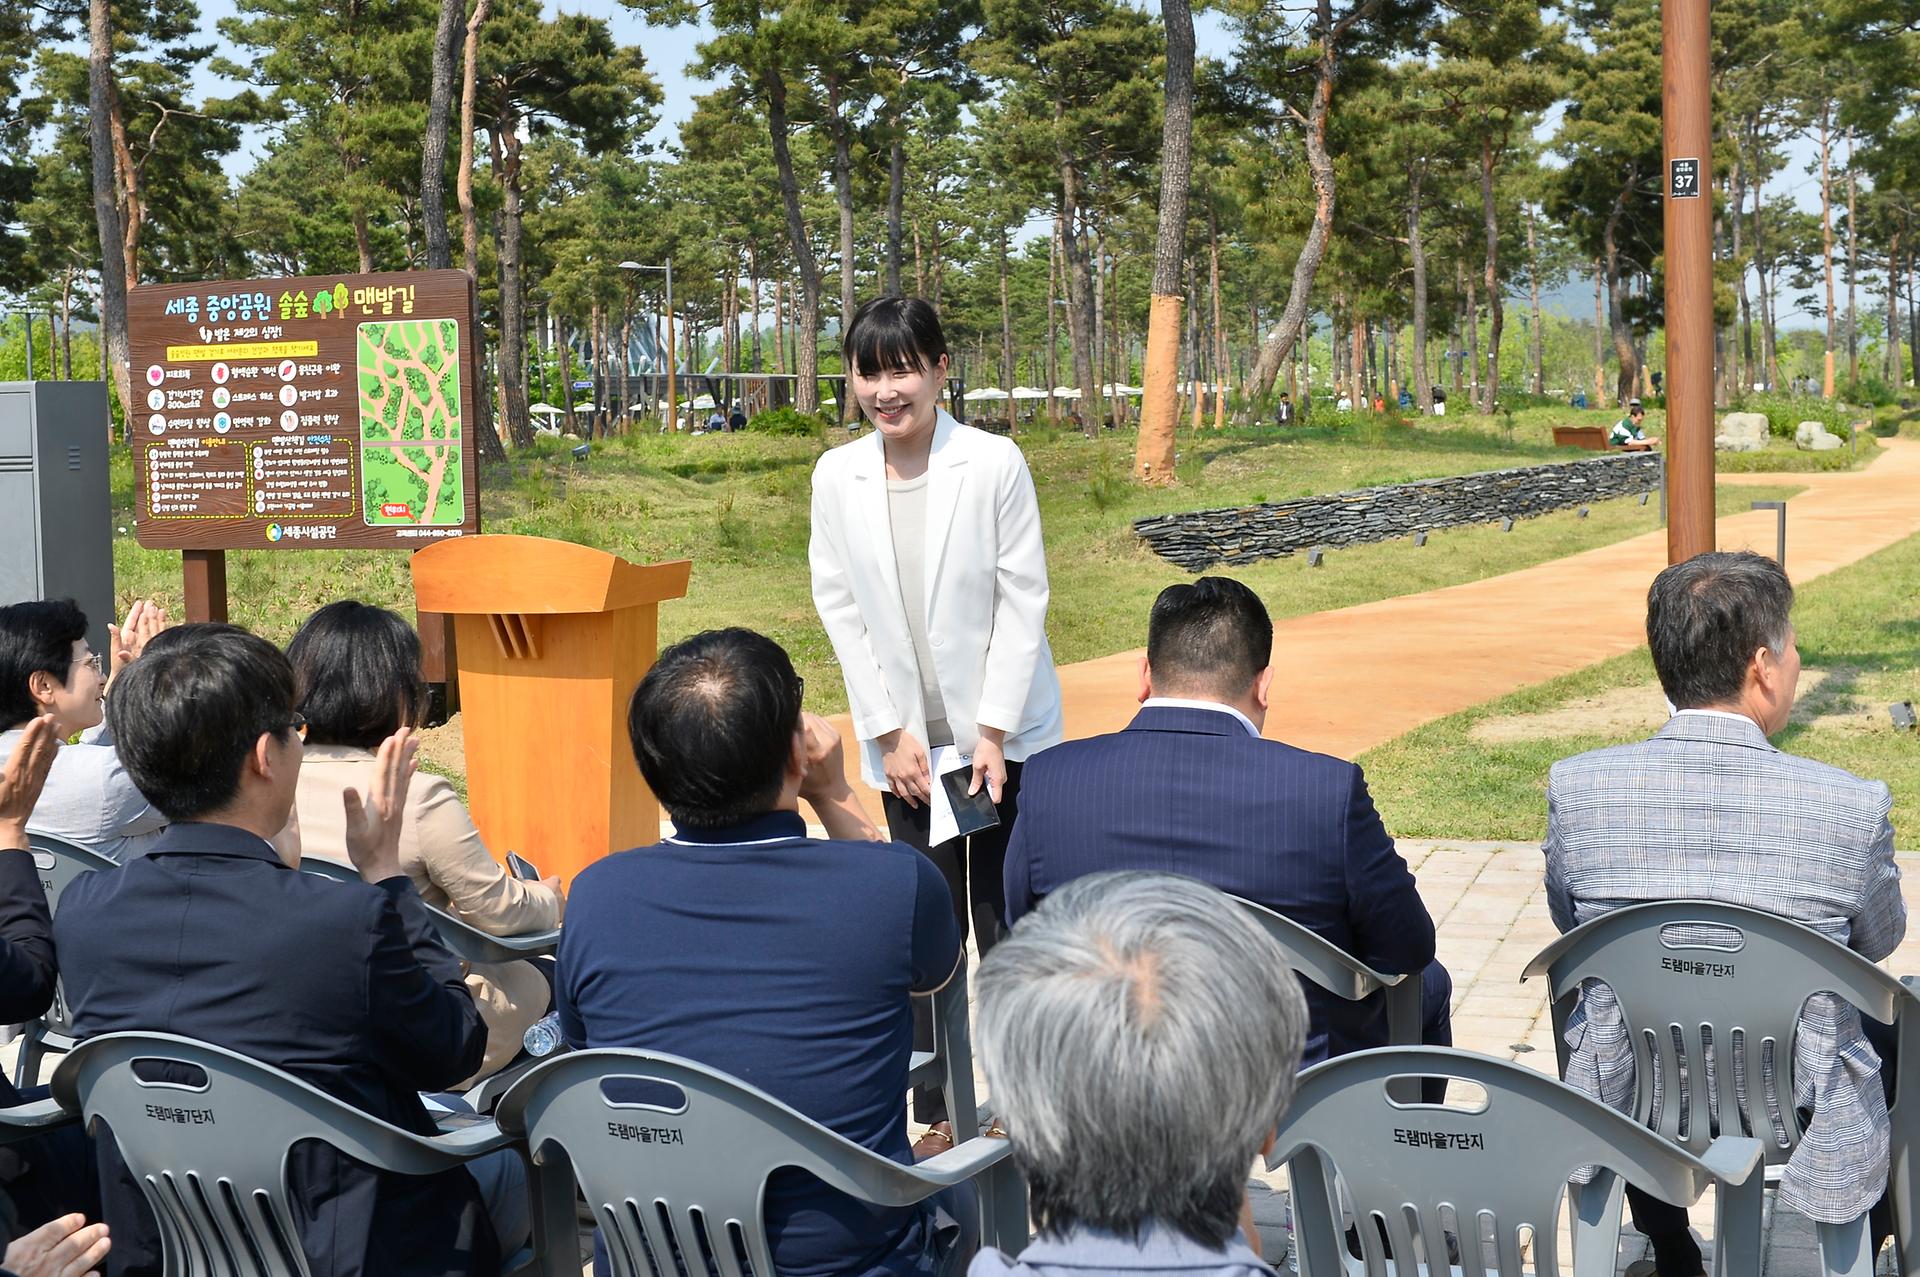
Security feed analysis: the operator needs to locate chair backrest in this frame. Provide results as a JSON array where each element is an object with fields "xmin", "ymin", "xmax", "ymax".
[
  {"xmin": 496, "ymin": 1050, "xmax": 967, "ymax": 1277},
  {"xmin": 297, "ymin": 857, "xmax": 560, "ymax": 963},
  {"xmin": 1272, "ymin": 1047, "xmax": 1729, "ymax": 1277},
  {"xmin": 29, "ymin": 834, "xmax": 119, "ymax": 1036},
  {"xmin": 1522, "ymin": 900, "xmax": 1908, "ymax": 1165},
  {"xmin": 51, "ymin": 1032, "xmax": 482, "ymax": 1277},
  {"xmin": 1231, "ymin": 895, "xmax": 1406, "ymax": 1004}
]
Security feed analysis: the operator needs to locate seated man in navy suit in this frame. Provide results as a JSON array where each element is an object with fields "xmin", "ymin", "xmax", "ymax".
[
  {"xmin": 1004, "ymin": 576, "xmax": 1450, "ymax": 1066},
  {"xmin": 55, "ymin": 624, "xmax": 525, "ymax": 1277}
]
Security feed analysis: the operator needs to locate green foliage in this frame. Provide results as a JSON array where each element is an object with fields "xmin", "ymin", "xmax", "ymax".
[
  {"xmin": 749, "ymin": 407, "xmax": 832, "ymax": 437},
  {"xmin": 1730, "ymin": 392, "xmax": 1859, "ymax": 440}
]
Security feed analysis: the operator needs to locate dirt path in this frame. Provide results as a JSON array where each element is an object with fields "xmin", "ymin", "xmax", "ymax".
[{"xmin": 825, "ymin": 438, "xmax": 1920, "ymax": 820}]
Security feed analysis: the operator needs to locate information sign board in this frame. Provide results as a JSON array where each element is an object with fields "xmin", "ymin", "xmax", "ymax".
[{"xmin": 127, "ymin": 269, "xmax": 482, "ymax": 550}]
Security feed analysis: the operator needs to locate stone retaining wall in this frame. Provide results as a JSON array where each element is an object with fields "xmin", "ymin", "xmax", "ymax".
[{"xmin": 1133, "ymin": 453, "xmax": 1665, "ymax": 570}]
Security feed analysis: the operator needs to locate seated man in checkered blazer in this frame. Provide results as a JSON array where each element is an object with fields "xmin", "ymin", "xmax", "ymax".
[{"xmin": 1545, "ymin": 550, "xmax": 1904, "ymax": 1277}]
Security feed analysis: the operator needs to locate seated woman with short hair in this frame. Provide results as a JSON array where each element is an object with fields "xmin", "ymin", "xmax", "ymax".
[
  {"xmin": 971, "ymin": 871, "xmax": 1308, "ymax": 1276},
  {"xmin": 283, "ymin": 600, "xmax": 564, "ymax": 1087},
  {"xmin": 0, "ymin": 598, "xmax": 168, "ymax": 863}
]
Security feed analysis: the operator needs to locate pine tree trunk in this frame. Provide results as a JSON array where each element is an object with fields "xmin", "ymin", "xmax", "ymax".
[
  {"xmin": 1526, "ymin": 203, "xmax": 1544, "ymax": 395},
  {"xmin": 421, "ymin": 0, "xmax": 463, "ymax": 269},
  {"xmin": 1604, "ymin": 190, "xmax": 1640, "ymax": 407},
  {"xmin": 1592, "ymin": 261, "xmax": 1607, "ymax": 405},
  {"xmin": 493, "ymin": 115, "xmax": 534, "ymax": 448},
  {"xmin": 87, "ymin": 0, "xmax": 132, "ymax": 428},
  {"xmin": 765, "ymin": 67, "xmax": 822, "ymax": 414},
  {"xmin": 1888, "ymin": 235, "xmax": 1902, "ymax": 386},
  {"xmin": 1058, "ymin": 146, "xmax": 1098, "ymax": 436},
  {"xmin": 1820, "ymin": 101, "xmax": 1836, "ymax": 398},
  {"xmin": 1046, "ymin": 219, "xmax": 1060, "ymax": 426},
  {"xmin": 1732, "ymin": 141, "xmax": 1752, "ymax": 395},
  {"xmin": 998, "ymin": 225, "xmax": 1015, "ymax": 433},
  {"xmin": 1479, "ymin": 134, "xmax": 1503, "ymax": 414},
  {"xmin": 886, "ymin": 111, "xmax": 906, "ymax": 296},
  {"xmin": 1247, "ymin": 1, "xmax": 1339, "ymax": 397},
  {"xmin": 1409, "ymin": 165, "xmax": 1431, "ymax": 412},
  {"xmin": 828, "ymin": 78, "xmax": 857, "ymax": 423},
  {"xmin": 1466, "ymin": 276, "xmax": 1480, "ymax": 405},
  {"xmin": 1845, "ymin": 134, "xmax": 1858, "ymax": 388},
  {"xmin": 1134, "ymin": 0, "xmax": 1193, "ymax": 477},
  {"xmin": 457, "ymin": 0, "xmax": 502, "ymax": 460},
  {"xmin": 1209, "ymin": 199, "xmax": 1226, "ymax": 429}
]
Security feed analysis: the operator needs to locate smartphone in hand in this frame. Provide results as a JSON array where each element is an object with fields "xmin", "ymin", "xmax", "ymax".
[
  {"xmin": 939, "ymin": 768, "xmax": 1002, "ymax": 837},
  {"xmin": 505, "ymin": 851, "xmax": 542, "ymax": 881}
]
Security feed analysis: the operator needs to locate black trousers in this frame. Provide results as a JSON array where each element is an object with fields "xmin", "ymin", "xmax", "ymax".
[
  {"xmin": 1625, "ymin": 1013, "xmax": 1897, "ymax": 1273},
  {"xmin": 883, "ymin": 760, "xmax": 1024, "ymax": 1124}
]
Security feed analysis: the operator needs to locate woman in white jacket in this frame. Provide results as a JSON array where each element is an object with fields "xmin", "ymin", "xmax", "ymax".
[{"xmin": 811, "ymin": 298, "xmax": 1063, "ymax": 1134}]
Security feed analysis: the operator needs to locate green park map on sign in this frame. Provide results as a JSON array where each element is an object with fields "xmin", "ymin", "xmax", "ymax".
[{"xmin": 357, "ymin": 319, "xmax": 465, "ymax": 526}]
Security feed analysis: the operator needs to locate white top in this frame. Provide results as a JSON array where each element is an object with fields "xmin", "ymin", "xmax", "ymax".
[
  {"xmin": 886, "ymin": 473, "xmax": 954, "ymax": 748},
  {"xmin": 1140, "ymin": 697, "xmax": 1261, "ymax": 738},
  {"xmin": 1, "ymin": 723, "xmax": 167, "ymax": 863},
  {"xmin": 810, "ymin": 409, "xmax": 1064, "ymax": 788}
]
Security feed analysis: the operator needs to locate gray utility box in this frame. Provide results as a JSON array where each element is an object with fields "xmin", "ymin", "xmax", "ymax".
[{"xmin": 0, "ymin": 382, "xmax": 115, "ymax": 655}]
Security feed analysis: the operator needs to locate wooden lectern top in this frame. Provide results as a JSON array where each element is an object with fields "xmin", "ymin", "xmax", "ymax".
[{"xmin": 413, "ymin": 535, "xmax": 691, "ymax": 615}]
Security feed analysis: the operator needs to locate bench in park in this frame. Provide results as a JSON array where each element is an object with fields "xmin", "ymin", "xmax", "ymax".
[{"xmin": 1552, "ymin": 425, "xmax": 1609, "ymax": 451}]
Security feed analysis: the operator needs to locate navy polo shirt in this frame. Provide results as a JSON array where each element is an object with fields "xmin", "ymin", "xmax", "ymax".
[{"xmin": 557, "ymin": 810, "xmax": 961, "ymax": 1277}]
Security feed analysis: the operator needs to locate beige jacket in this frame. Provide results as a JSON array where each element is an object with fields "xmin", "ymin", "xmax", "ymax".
[{"xmin": 286, "ymin": 744, "xmax": 565, "ymax": 1087}]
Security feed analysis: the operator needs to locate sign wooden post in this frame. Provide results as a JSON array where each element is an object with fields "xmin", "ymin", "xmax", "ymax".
[{"xmin": 127, "ymin": 270, "xmax": 483, "ymax": 697}]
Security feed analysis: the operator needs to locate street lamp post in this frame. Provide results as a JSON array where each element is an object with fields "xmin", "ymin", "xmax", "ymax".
[
  {"xmin": 1663, "ymin": 0, "xmax": 1715, "ymax": 563},
  {"xmin": 621, "ymin": 260, "xmax": 674, "ymax": 432}
]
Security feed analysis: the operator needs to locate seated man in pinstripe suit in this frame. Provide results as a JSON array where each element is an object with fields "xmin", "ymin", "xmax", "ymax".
[
  {"xmin": 1003, "ymin": 576, "xmax": 1451, "ymax": 1067},
  {"xmin": 1546, "ymin": 550, "xmax": 1904, "ymax": 1277}
]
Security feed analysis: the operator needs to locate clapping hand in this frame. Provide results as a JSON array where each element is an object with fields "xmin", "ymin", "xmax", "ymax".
[
  {"xmin": 3, "ymin": 1214, "xmax": 110, "ymax": 1277},
  {"xmin": 344, "ymin": 727, "xmax": 418, "ymax": 884},
  {"xmin": 0, "ymin": 716, "xmax": 60, "ymax": 846},
  {"xmin": 106, "ymin": 600, "xmax": 169, "ymax": 683}
]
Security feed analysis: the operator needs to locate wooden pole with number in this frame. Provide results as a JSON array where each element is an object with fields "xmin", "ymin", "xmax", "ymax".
[{"xmin": 1663, "ymin": 0, "xmax": 1716, "ymax": 564}]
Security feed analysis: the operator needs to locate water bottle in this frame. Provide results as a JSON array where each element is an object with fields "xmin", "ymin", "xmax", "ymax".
[{"xmin": 523, "ymin": 1011, "xmax": 564, "ymax": 1057}]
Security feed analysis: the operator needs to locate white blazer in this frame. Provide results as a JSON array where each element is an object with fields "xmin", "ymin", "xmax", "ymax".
[{"xmin": 810, "ymin": 410, "xmax": 1065, "ymax": 789}]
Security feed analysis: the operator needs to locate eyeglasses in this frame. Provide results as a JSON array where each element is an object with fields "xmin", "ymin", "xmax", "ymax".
[
  {"xmin": 73, "ymin": 653, "xmax": 104, "ymax": 678},
  {"xmin": 284, "ymin": 713, "xmax": 308, "ymax": 742}
]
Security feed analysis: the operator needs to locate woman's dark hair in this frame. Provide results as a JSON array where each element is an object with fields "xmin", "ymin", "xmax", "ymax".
[
  {"xmin": 0, "ymin": 599, "xmax": 89, "ymax": 730},
  {"xmin": 286, "ymin": 601, "xmax": 429, "ymax": 749},
  {"xmin": 843, "ymin": 295, "xmax": 949, "ymax": 378},
  {"xmin": 627, "ymin": 628, "xmax": 803, "ymax": 830},
  {"xmin": 1646, "ymin": 550, "xmax": 1794, "ymax": 708},
  {"xmin": 108, "ymin": 624, "xmax": 300, "ymax": 821}
]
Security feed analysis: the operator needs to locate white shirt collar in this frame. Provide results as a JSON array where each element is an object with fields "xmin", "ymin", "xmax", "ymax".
[
  {"xmin": 1140, "ymin": 697, "xmax": 1261, "ymax": 738},
  {"xmin": 1672, "ymin": 707, "xmax": 1761, "ymax": 726}
]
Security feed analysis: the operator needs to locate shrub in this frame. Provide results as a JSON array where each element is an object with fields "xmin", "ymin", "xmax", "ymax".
[
  {"xmin": 749, "ymin": 406, "xmax": 833, "ymax": 437},
  {"xmin": 1727, "ymin": 392, "xmax": 1855, "ymax": 440}
]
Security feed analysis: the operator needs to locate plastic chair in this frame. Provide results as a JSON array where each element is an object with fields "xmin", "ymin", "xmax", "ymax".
[
  {"xmin": 14, "ymin": 834, "xmax": 119, "ymax": 1088},
  {"xmin": 1270, "ymin": 1047, "xmax": 1765, "ymax": 1276},
  {"xmin": 50, "ymin": 1031, "xmax": 520, "ymax": 1277},
  {"xmin": 1233, "ymin": 895, "xmax": 1425, "ymax": 1102},
  {"xmin": 297, "ymin": 857, "xmax": 561, "ymax": 965},
  {"xmin": 495, "ymin": 1047, "xmax": 1015, "ymax": 1277},
  {"xmin": 1522, "ymin": 900, "xmax": 1920, "ymax": 1277}
]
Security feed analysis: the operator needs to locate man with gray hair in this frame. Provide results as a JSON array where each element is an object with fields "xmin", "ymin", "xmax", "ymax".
[
  {"xmin": 970, "ymin": 871, "xmax": 1307, "ymax": 1276},
  {"xmin": 1545, "ymin": 549, "xmax": 1903, "ymax": 1277}
]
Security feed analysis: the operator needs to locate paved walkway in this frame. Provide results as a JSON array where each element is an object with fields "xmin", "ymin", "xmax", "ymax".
[{"xmin": 828, "ymin": 438, "xmax": 1920, "ymax": 818}]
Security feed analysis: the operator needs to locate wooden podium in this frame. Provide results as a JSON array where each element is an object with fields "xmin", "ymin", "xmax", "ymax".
[{"xmin": 411, "ymin": 535, "xmax": 691, "ymax": 883}]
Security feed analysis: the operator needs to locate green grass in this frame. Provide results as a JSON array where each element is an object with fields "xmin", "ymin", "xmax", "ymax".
[
  {"xmin": 1359, "ymin": 524, "xmax": 1920, "ymax": 840},
  {"xmin": 106, "ymin": 411, "xmax": 1812, "ymax": 718}
]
